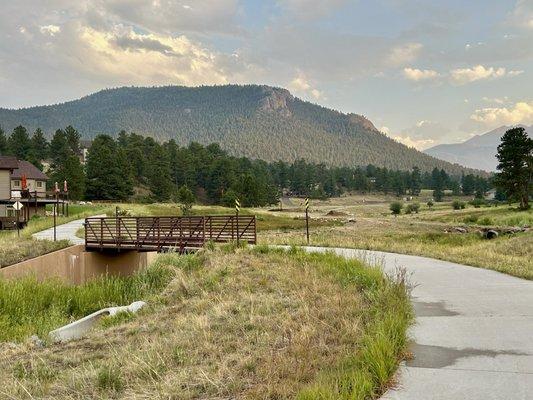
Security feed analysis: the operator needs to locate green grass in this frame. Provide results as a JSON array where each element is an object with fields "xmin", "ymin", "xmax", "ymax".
[
  {"xmin": 0, "ymin": 247, "xmax": 412, "ymax": 399},
  {"xmin": 419, "ymin": 205, "xmax": 533, "ymax": 227},
  {"xmin": 254, "ymin": 247, "xmax": 413, "ymax": 399},
  {"xmin": 0, "ymin": 204, "xmax": 111, "ymax": 268},
  {"xmin": 0, "ymin": 262, "xmax": 174, "ymax": 342}
]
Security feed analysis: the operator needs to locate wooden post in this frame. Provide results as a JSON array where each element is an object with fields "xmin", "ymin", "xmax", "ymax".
[
  {"xmin": 53, "ymin": 204, "xmax": 57, "ymax": 242},
  {"xmin": 16, "ymin": 208, "xmax": 20, "ymax": 238},
  {"xmin": 235, "ymin": 198, "xmax": 241, "ymax": 245},
  {"xmin": 305, "ymin": 208, "xmax": 309, "ymax": 245},
  {"xmin": 304, "ymin": 198, "xmax": 310, "ymax": 245}
]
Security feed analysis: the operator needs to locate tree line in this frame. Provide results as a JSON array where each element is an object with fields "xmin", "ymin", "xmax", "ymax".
[{"xmin": 0, "ymin": 124, "xmax": 494, "ymax": 206}]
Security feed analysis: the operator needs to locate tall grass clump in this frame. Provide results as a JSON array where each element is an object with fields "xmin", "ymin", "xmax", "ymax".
[
  {"xmin": 253, "ymin": 247, "xmax": 413, "ymax": 399},
  {"xmin": 0, "ymin": 263, "xmax": 174, "ymax": 342}
]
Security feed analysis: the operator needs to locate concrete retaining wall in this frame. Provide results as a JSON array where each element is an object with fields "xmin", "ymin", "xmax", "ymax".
[{"xmin": 0, "ymin": 245, "xmax": 158, "ymax": 285}]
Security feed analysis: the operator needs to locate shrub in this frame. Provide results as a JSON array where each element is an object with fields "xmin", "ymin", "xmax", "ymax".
[
  {"xmin": 176, "ymin": 186, "xmax": 195, "ymax": 215},
  {"xmin": 405, "ymin": 203, "xmax": 420, "ymax": 214},
  {"xmin": 452, "ymin": 200, "xmax": 466, "ymax": 210},
  {"xmin": 390, "ymin": 202, "xmax": 403, "ymax": 216},
  {"xmin": 427, "ymin": 200, "xmax": 434, "ymax": 209},
  {"xmin": 478, "ymin": 217, "xmax": 493, "ymax": 226},
  {"xmin": 463, "ymin": 215, "xmax": 478, "ymax": 224},
  {"xmin": 469, "ymin": 198, "xmax": 485, "ymax": 208}
]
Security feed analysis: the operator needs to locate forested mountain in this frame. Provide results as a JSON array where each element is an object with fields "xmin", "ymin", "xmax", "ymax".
[
  {"xmin": 0, "ymin": 85, "xmax": 479, "ymax": 175},
  {"xmin": 424, "ymin": 125, "xmax": 532, "ymax": 171}
]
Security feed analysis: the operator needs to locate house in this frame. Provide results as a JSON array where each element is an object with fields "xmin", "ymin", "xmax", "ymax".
[
  {"xmin": 0, "ymin": 156, "xmax": 66, "ymax": 229},
  {"xmin": 11, "ymin": 160, "xmax": 48, "ymax": 197}
]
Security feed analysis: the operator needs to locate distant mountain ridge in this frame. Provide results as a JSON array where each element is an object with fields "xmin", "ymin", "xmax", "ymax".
[
  {"xmin": 0, "ymin": 84, "xmax": 481, "ymax": 175},
  {"xmin": 424, "ymin": 125, "xmax": 532, "ymax": 171}
]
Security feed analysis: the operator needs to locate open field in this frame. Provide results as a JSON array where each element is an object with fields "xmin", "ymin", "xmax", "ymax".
[
  {"xmin": 260, "ymin": 194, "xmax": 533, "ymax": 280},
  {"xmin": 0, "ymin": 247, "xmax": 412, "ymax": 399},
  {"xmin": 5, "ymin": 195, "xmax": 532, "ymax": 279}
]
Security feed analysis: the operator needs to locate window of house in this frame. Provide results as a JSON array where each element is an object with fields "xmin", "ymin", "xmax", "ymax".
[
  {"xmin": 13, "ymin": 180, "xmax": 20, "ymax": 187},
  {"xmin": 37, "ymin": 181, "xmax": 43, "ymax": 188}
]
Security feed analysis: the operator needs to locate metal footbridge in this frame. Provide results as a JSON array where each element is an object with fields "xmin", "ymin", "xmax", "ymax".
[{"xmin": 84, "ymin": 215, "xmax": 256, "ymax": 252}]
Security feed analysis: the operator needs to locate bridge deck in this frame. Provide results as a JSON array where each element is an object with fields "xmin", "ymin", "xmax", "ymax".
[{"xmin": 85, "ymin": 215, "xmax": 256, "ymax": 252}]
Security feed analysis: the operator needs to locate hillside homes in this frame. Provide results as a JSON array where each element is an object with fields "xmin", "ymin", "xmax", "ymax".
[{"xmin": 0, "ymin": 156, "xmax": 64, "ymax": 228}]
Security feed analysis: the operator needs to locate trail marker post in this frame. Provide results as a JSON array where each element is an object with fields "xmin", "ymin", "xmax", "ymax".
[
  {"xmin": 235, "ymin": 198, "xmax": 241, "ymax": 245},
  {"xmin": 304, "ymin": 197, "xmax": 310, "ymax": 245},
  {"xmin": 13, "ymin": 201, "xmax": 23, "ymax": 238},
  {"xmin": 54, "ymin": 181, "xmax": 60, "ymax": 242}
]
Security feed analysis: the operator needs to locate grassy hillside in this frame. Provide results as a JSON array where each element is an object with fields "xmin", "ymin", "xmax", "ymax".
[
  {"xmin": 0, "ymin": 85, "xmax": 479, "ymax": 174},
  {"xmin": 0, "ymin": 247, "xmax": 412, "ymax": 399}
]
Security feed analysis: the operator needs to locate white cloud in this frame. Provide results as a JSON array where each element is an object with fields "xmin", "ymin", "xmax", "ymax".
[
  {"xmin": 40, "ymin": 25, "xmax": 61, "ymax": 36},
  {"xmin": 403, "ymin": 67, "xmax": 440, "ymax": 81},
  {"xmin": 393, "ymin": 135, "xmax": 436, "ymax": 150},
  {"xmin": 380, "ymin": 126, "xmax": 390, "ymax": 134},
  {"xmin": 391, "ymin": 120, "xmax": 451, "ymax": 150},
  {"xmin": 470, "ymin": 101, "xmax": 533, "ymax": 126},
  {"xmin": 450, "ymin": 65, "xmax": 508, "ymax": 85},
  {"xmin": 507, "ymin": 0, "xmax": 533, "ymax": 30},
  {"xmin": 508, "ymin": 69, "xmax": 524, "ymax": 76},
  {"xmin": 72, "ymin": 25, "xmax": 230, "ymax": 86},
  {"xmin": 387, "ymin": 43, "xmax": 423, "ymax": 67},
  {"xmin": 288, "ymin": 71, "xmax": 322, "ymax": 99},
  {"xmin": 482, "ymin": 96, "xmax": 509, "ymax": 105}
]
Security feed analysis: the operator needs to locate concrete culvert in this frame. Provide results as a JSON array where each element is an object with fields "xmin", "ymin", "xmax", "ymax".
[{"xmin": 484, "ymin": 230, "xmax": 499, "ymax": 239}]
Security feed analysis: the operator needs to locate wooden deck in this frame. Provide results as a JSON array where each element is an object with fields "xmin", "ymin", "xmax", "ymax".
[{"xmin": 84, "ymin": 215, "xmax": 257, "ymax": 252}]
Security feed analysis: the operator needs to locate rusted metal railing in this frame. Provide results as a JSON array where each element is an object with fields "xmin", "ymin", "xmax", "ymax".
[{"xmin": 84, "ymin": 215, "xmax": 256, "ymax": 252}]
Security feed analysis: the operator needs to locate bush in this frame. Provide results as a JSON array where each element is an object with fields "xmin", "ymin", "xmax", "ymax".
[
  {"xmin": 405, "ymin": 203, "xmax": 420, "ymax": 214},
  {"xmin": 469, "ymin": 198, "xmax": 485, "ymax": 208},
  {"xmin": 390, "ymin": 202, "xmax": 403, "ymax": 216},
  {"xmin": 452, "ymin": 200, "xmax": 466, "ymax": 210},
  {"xmin": 463, "ymin": 215, "xmax": 478, "ymax": 224},
  {"xmin": 176, "ymin": 186, "xmax": 195, "ymax": 215},
  {"xmin": 427, "ymin": 200, "xmax": 434, "ymax": 209}
]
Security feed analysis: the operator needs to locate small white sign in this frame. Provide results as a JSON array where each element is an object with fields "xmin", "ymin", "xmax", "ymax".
[{"xmin": 13, "ymin": 201, "xmax": 23, "ymax": 211}]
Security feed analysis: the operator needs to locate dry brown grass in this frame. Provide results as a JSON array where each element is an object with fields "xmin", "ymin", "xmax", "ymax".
[
  {"xmin": 262, "ymin": 216, "xmax": 533, "ymax": 280},
  {"xmin": 0, "ymin": 248, "xmax": 411, "ymax": 399}
]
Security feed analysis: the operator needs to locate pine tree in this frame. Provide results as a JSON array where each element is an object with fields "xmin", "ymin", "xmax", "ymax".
[
  {"xmin": 495, "ymin": 127, "xmax": 533, "ymax": 209},
  {"xmin": 410, "ymin": 167, "xmax": 422, "ymax": 196},
  {"xmin": 65, "ymin": 126, "xmax": 81, "ymax": 155},
  {"xmin": 147, "ymin": 144, "xmax": 173, "ymax": 202},
  {"xmin": 8, "ymin": 125, "xmax": 31, "ymax": 159},
  {"xmin": 86, "ymin": 135, "xmax": 133, "ymax": 200},
  {"xmin": 51, "ymin": 155, "xmax": 86, "ymax": 200},
  {"xmin": 49, "ymin": 129, "xmax": 70, "ymax": 165},
  {"xmin": 29, "ymin": 128, "xmax": 49, "ymax": 168}
]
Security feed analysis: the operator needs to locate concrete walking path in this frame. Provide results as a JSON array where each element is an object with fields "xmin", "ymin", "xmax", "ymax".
[
  {"xmin": 298, "ymin": 246, "xmax": 533, "ymax": 400},
  {"xmin": 32, "ymin": 215, "xmax": 106, "ymax": 245},
  {"xmin": 30, "ymin": 218, "xmax": 533, "ymax": 398}
]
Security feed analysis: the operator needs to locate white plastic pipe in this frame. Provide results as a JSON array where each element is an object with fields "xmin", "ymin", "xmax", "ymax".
[{"xmin": 49, "ymin": 301, "xmax": 146, "ymax": 342}]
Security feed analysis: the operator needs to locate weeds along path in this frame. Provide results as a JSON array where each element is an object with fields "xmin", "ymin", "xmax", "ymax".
[{"xmin": 294, "ymin": 246, "xmax": 533, "ymax": 400}]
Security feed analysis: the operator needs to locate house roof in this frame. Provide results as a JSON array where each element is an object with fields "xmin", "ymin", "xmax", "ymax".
[
  {"xmin": 11, "ymin": 160, "xmax": 48, "ymax": 180},
  {"xmin": 0, "ymin": 156, "xmax": 19, "ymax": 170}
]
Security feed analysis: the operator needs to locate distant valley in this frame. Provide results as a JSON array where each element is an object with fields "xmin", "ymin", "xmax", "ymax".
[{"xmin": 424, "ymin": 125, "xmax": 532, "ymax": 171}]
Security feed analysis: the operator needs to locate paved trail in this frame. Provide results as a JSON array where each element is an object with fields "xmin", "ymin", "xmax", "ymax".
[
  {"xmin": 298, "ymin": 247, "xmax": 533, "ymax": 400},
  {"xmin": 32, "ymin": 215, "xmax": 105, "ymax": 245},
  {"xmin": 31, "ymin": 219, "xmax": 533, "ymax": 398}
]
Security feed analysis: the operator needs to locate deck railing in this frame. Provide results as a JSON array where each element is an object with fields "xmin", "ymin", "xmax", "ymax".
[{"xmin": 84, "ymin": 215, "xmax": 257, "ymax": 251}]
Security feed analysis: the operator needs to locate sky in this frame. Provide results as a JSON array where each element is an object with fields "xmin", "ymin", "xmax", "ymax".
[{"xmin": 0, "ymin": 0, "xmax": 532, "ymax": 149}]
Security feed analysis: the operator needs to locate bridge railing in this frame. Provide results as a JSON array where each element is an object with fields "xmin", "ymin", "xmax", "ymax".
[{"xmin": 84, "ymin": 215, "xmax": 257, "ymax": 251}]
